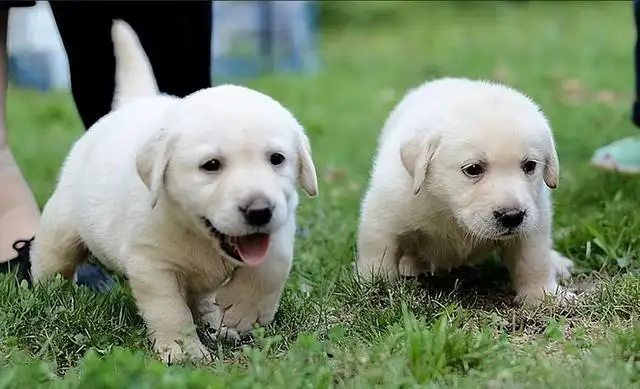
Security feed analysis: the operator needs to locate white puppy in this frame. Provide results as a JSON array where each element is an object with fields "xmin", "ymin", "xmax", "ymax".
[
  {"xmin": 30, "ymin": 21, "xmax": 318, "ymax": 363},
  {"xmin": 356, "ymin": 77, "xmax": 573, "ymax": 306}
]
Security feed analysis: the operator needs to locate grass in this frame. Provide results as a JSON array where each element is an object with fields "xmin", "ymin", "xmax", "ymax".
[{"xmin": 2, "ymin": 1, "xmax": 640, "ymax": 387}]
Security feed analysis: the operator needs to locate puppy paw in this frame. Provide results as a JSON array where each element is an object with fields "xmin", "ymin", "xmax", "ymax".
[
  {"xmin": 551, "ymin": 250, "xmax": 574, "ymax": 281},
  {"xmin": 515, "ymin": 283, "xmax": 576, "ymax": 307},
  {"xmin": 355, "ymin": 259, "xmax": 400, "ymax": 283},
  {"xmin": 556, "ymin": 288, "xmax": 578, "ymax": 304},
  {"xmin": 199, "ymin": 307, "xmax": 241, "ymax": 341},
  {"xmin": 214, "ymin": 284, "xmax": 279, "ymax": 334},
  {"xmin": 197, "ymin": 295, "xmax": 241, "ymax": 341},
  {"xmin": 155, "ymin": 339, "xmax": 211, "ymax": 364},
  {"xmin": 398, "ymin": 255, "xmax": 422, "ymax": 277}
]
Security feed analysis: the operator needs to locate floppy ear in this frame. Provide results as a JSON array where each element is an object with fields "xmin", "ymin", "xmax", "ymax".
[
  {"xmin": 543, "ymin": 135, "xmax": 560, "ymax": 189},
  {"xmin": 136, "ymin": 128, "xmax": 175, "ymax": 208},
  {"xmin": 297, "ymin": 130, "xmax": 318, "ymax": 197},
  {"xmin": 400, "ymin": 132, "xmax": 440, "ymax": 195}
]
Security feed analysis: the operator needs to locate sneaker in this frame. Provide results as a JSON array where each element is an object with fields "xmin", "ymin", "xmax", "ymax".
[
  {"xmin": 591, "ymin": 136, "xmax": 640, "ymax": 174},
  {"xmin": 0, "ymin": 237, "xmax": 115, "ymax": 293},
  {"xmin": 0, "ymin": 238, "xmax": 34, "ymax": 286},
  {"xmin": 74, "ymin": 260, "xmax": 116, "ymax": 293}
]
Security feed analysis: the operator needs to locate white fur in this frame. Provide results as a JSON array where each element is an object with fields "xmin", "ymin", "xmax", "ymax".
[
  {"xmin": 110, "ymin": 20, "xmax": 158, "ymax": 110},
  {"xmin": 356, "ymin": 77, "xmax": 573, "ymax": 306},
  {"xmin": 30, "ymin": 20, "xmax": 318, "ymax": 364}
]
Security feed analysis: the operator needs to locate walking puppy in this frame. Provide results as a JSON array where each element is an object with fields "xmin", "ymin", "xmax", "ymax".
[
  {"xmin": 30, "ymin": 21, "xmax": 318, "ymax": 363},
  {"xmin": 356, "ymin": 77, "xmax": 573, "ymax": 305}
]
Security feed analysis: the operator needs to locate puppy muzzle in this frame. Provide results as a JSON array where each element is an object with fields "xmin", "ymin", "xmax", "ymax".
[{"xmin": 201, "ymin": 217, "xmax": 271, "ymax": 267}]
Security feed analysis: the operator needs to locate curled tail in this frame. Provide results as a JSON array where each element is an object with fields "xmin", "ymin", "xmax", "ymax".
[{"xmin": 110, "ymin": 20, "xmax": 159, "ymax": 110}]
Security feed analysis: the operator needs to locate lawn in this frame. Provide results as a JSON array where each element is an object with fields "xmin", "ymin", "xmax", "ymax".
[{"xmin": 2, "ymin": 1, "xmax": 640, "ymax": 388}]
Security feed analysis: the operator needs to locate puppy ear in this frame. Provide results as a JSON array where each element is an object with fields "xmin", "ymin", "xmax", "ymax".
[
  {"xmin": 543, "ymin": 136, "xmax": 560, "ymax": 189},
  {"xmin": 400, "ymin": 133, "xmax": 440, "ymax": 195},
  {"xmin": 136, "ymin": 128, "xmax": 175, "ymax": 208},
  {"xmin": 297, "ymin": 130, "xmax": 318, "ymax": 197}
]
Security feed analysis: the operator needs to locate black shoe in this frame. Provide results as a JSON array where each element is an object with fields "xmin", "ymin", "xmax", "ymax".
[
  {"xmin": 0, "ymin": 237, "xmax": 34, "ymax": 286},
  {"xmin": 0, "ymin": 237, "xmax": 115, "ymax": 293}
]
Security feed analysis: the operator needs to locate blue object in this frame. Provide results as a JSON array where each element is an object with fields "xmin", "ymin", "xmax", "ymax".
[
  {"xmin": 8, "ymin": 51, "xmax": 52, "ymax": 91},
  {"xmin": 211, "ymin": 1, "xmax": 319, "ymax": 80},
  {"xmin": 75, "ymin": 262, "xmax": 116, "ymax": 294}
]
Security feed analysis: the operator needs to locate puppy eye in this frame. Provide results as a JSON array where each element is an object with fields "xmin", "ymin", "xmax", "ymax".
[
  {"xmin": 522, "ymin": 161, "xmax": 537, "ymax": 175},
  {"xmin": 462, "ymin": 164, "xmax": 484, "ymax": 178},
  {"xmin": 270, "ymin": 153, "xmax": 286, "ymax": 166},
  {"xmin": 200, "ymin": 159, "xmax": 222, "ymax": 172}
]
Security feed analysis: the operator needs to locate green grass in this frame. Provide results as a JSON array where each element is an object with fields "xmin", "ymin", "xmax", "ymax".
[{"xmin": 3, "ymin": 1, "xmax": 640, "ymax": 387}]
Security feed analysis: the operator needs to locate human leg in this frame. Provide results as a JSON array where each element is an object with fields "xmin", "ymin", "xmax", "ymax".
[
  {"xmin": 49, "ymin": 0, "xmax": 212, "ymax": 130},
  {"xmin": 0, "ymin": 2, "xmax": 40, "ymax": 266},
  {"xmin": 49, "ymin": 1, "xmax": 116, "ymax": 129}
]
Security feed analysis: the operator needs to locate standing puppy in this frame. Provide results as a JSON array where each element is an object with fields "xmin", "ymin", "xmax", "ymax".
[
  {"xmin": 356, "ymin": 78, "xmax": 573, "ymax": 305},
  {"xmin": 30, "ymin": 21, "xmax": 318, "ymax": 363}
]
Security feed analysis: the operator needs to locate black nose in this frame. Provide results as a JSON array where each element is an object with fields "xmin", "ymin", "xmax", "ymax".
[
  {"xmin": 240, "ymin": 198, "xmax": 274, "ymax": 227},
  {"xmin": 494, "ymin": 209, "xmax": 526, "ymax": 229}
]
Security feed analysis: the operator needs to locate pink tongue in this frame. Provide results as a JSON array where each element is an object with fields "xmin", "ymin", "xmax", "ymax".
[{"xmin": 236, "ymin": 234, "xmax": 270, "ymax": 266}]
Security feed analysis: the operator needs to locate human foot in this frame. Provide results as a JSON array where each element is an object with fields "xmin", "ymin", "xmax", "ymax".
[{"xmin": 591, "ymin": 136, "xmax": 640, "ymax": 173}]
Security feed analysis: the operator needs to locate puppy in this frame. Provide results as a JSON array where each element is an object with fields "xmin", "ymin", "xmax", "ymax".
[
  {"xmin": 30, "ymin": 21, "xmax": 318, "ymax": 363},
  {"xmin": 356, "ymin": 77, "xmax": 573, "ymax": 306}
]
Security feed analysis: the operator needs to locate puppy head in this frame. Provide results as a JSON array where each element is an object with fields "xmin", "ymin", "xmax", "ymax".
[
  {"xmin": 136, "ymin": 85, "xmax": 318, "ymax": 266},
  {"xmin": 399, "ymin": 79, "xmax": 559, "ymax": 240}
]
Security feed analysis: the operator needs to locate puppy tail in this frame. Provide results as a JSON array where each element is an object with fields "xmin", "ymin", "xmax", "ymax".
[{"xmin": 110, "ymin": 20, "xmax": 159, "ymax": 110}]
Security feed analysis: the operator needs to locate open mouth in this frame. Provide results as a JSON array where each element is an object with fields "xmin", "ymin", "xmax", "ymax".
[{"xmin": 201, "ymin": 218, "xmax": 270, "ymax": 266}]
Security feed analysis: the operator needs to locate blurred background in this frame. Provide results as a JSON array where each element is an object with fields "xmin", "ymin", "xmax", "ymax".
[
  {"xmin": 5, "ymin": 1, "xmax": 637, "ymax": 228},
  {"xmin": 7, "ymin": 1, "xmax": 320, "ymax": 90}
]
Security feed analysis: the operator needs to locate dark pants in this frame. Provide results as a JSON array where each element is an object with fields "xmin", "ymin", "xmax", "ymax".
[
  {"xmin": 49, "ymin": 1, "xmax": 212, "ymax": 129},
  {"xmin": 4, "ymin": 1, "xmax": 212, "ymax": 129}
]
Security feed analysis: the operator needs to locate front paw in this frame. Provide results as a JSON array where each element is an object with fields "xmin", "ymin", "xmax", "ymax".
[
  {"xmin": 214, "ymin": 285, "xmax": 279, "ymax": 334},
  {"xmin": 355, "ymin": 258, "xmax": 400, "ymax": 283},
  {"xmin": 198, "ymin": 301, "xmax": 240, "ymax": 342},
  {"xmin": 515, "ymin": 283, "xmax": 576, "ymax": 307},
  {"xmin": 398, "ymin": 255, "xmax": 423, "ymax": 277},
  {"xmin": 551, "ymin": 250, "xmax": 574, "ymax": 281},
  {"xmin": 154, "ymin": 338, "xmax": 211, "ymax": 364}
]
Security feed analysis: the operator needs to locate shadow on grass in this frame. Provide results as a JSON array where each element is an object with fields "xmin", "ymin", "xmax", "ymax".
[{"xmin": 412, "ymin": 259, "xmax": 516, "ymax": 311}]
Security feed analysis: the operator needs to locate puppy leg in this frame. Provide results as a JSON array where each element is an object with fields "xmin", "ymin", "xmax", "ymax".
[
  {"xmin": 30, "ymin": 205, "xmax": 87, "ymax": 282},
  {"xmin": 356, "ymin": 219, "xmax": 400, "ymax": 282},
  {"xmin": 551, "ymin": 249, "xmax": 574, "ymax": 281},
  {"xmin": 502, "ymin": 236, "xmax": 574, "ymax": 306},
  {"xmin": 213, "ymin": 235, "xmax": 293, "ymax": 334},
  {"xmin": 129, "ymin": 267, "xmax": 209, "ymax": 364}
]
